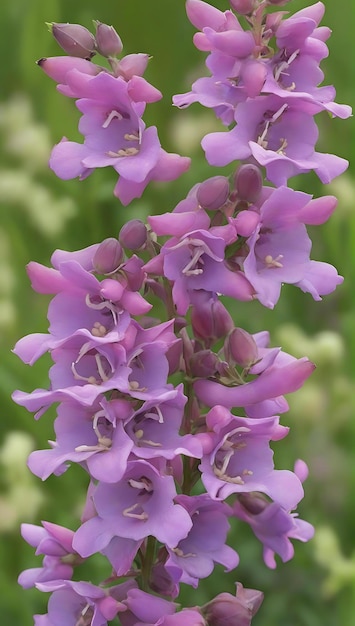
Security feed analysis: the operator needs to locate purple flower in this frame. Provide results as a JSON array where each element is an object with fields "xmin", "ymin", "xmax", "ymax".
[
  {"xmin": 48, "ymin": 72, "xmax": 190, "ymax": 204},
  {"xmin": 202, "ymin": 95, "xmax": 348, "ymax": 185},
  {"xmin": 199, "ymin": 408, "xmax": 303, "ymax": 509},
  {"xmin": 34, "ymin": 579, "xmax": 133, "ymax": 626},
  {"xmin": 195, "ymin": 355, "xmax": 315, "ymax": 416},
  {"xmin": 73, "ymin": 460, "xmax": 192, "ymax": 552},
  {"xmin": 166, "ymin": 494, "xmax": 239, "ymax": 586},
  {"xmin": 27, "ymin": 398, "xmax": 134, "ymax": 482},
  {"xmin": 146, "ymin": 227, "xmax": 254, "ymax": 315},
  {"xmin": 124, "ymin": 385, "xmax": 203, "ymax": 460},
  {"xmin": 233, "ymin": 493, "xmax": 314, "ymax": 568},
  {"xmin": 18, "ymin": 522, "xmax": 77, "ymax": 589},
  {"xmin": 239, "ymin": 186, "xmax": 343, "ymax": 307}
]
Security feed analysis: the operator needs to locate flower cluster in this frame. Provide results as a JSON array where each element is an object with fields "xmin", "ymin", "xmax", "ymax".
[
  {"xmin": 39, "ymin": 22, "xmax": 190, "ymax": 205},
  {"xmin": 14, "ymin": 2, "xmax": 350, "ymax": 625},
  {"xmin": 174, "ymin": 0, "xmax": 351, "ymax": 185}
]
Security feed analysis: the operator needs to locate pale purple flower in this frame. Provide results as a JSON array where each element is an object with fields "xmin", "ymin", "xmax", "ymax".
[
  {"xmin": 233, "ymin": 494, "xmax": 314, "ymax": 568},
  {"xmin": 27, "ymin": 397, "xmax": 134, "ymax": 482},
  {"xmin": 202, "ymin": 95, "xmax": 349, "ymax": 185},
  {"xmin": 124, "ymin": 385, "xmax": 202, "ymax": 460},
  {"xmin": 199, "ymin": 407, "xmax": 303, "ymax": 509},
  {"xmin": 18, "ymin": 522, "xmax": 76, "ymax": 589},
  {"xmin": 166, "ymin": 494, "xmax": 239, "ymax": 586},
  {"xmin": 239, "ymin": 185, "xmax": 343, "ymax": 307},
  {"xmin": 49, "ymin": 71, "xmax": 190, "ymax": 204},
  {"xmin": 73, "ymin": 460, "xmax": 192, "ymax": 552},
  {"xmin": 34, "ymin": 579, "xmax": 133, "ymax": 626}
]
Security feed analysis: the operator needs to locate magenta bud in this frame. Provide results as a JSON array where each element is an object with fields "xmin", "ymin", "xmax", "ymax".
[
  {"xmin": 116, "ymin": 53, "xmax": 150, "ymax": 79},
  {"xmin": 93, "ymin": 238, "xmax": 123, "ymax": 274},
  {"xmin": 238, "ymin": 493, "xmax": 269, "ymax": 515},
  {"xmin": 196, "ymin": 176, "xmax": 230, "ymax": 211},
  {"xmin": 50, "ymin": 23, "xmax": 96, "ymax": 59},
  {"xmin": 119, "ymin": 219, "xmax": 147, "ymax": 250},
  {"xmin": 191, "ymin": 298, "xmax": 234, "ymax": 345},
  {"xmin": 190, "ymin": 350, "xmax": 220, "ymax": 378},
  {"xmin": 204, "ymin": 584, "xmax": 264, "ymax": 626},
  {"xmin": 234, "ymin": 165, "xmax": 263, "ymax": 203},
  {"xmin": 224, "ymin": 328, "xmax": 258, "ymax": 368},
  {"xmin": 94, "ymin": 22, "xmax": 123, "ymax": 57},
  {"xmin": 229, "ymin": 0, "xmax": 255, "ymax": 15}
]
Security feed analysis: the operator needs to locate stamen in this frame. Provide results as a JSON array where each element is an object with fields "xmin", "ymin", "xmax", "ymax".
[
  {"xmin": 91, "ymin": 321, "xmax": 107, "ymax": 337},
  {"xmin": 75, "ymin": 604, "xmax": 93, "ymax": 626},
  {"xmin": 106, "ymin": 147, "xmax": 139, "ymax": 158},
  {"xmin": 242, "ymin": 469, "xmax": 253, "ymax": 476},
  {"xmin": 102, "ymin": 110, "xmax": 123, "ymax": 128},
  {"xmin": 145, "ymin": 406, "xmax": 164, "ymax": 423},
  {"xmin": 124, "ymin": 132, "xmax": 139, "ymax": 141},
  {"xmin": 172, "ymin": 547, "xmax": 196, "ymax": 558},
  {"xmin": 95, "ymin": 353, "xmax": 110, "ymax": 382},
  {"xmin": 122, "ymin": 502, "xmax": 148, "ymax": 520},
  {"xmin": 264, "ymin": 254, "xmax": 284, "ymax": 269},
  {"xmin": 85, "ymin": 293, "xmax": 119, "ymax": 326},
  {"xmin": 140, "ymin": 438, "xmax": 162, "ymax": 447},
  {"xmin": 128, "ymin": 478, "xmax": 153, "ymax": 492},
  {"xmin": 182, "ymin": 248, "xmax": 205, "ymax": 276},
  {"xmin": 71, "ymin": 361, "xmax": 99, "ymax": 385}
]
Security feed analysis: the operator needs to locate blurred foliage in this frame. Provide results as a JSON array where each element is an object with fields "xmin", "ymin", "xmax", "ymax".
[{"xmin": 0, "ymin": 0, "xmax": 354, "ymax": 624}]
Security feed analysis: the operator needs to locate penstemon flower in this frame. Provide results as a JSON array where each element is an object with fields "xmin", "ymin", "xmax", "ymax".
[{"xmin": 13, "ymin": 2, "xmax": 351, "ymax": 625}]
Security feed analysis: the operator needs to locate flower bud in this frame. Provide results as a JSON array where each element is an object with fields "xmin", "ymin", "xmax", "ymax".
[
  {"xmin": 203, "ymin": 583, "xmax": 263, "ymax": 626},
  {"xmin": 94, "ymin": 22, "xmax": 123, "ymax": 57},
  {"xmin": 190, "ymin": 350, "xmax": 220, "ymax": 378},
  {"xmin": 119, "ymin": 219, "xmax": 147, "ymax": 250},
  {"xmin": 191, "ymin": 298, "xmax": 234, "ymax": 345},
  {"xmin": 234, "ymin": 165, "xmax": 263, "ymax": 203},
  {"xmin": 229, "ymin": 0, "xmax": 255, "ymax": 15},
  {"xmin": 224, "ymin": 328, "xmax": 258, "ymax": 368},
  {"xmin": 238, "ymin": 493, "xmax": 269, "ymax": 515},
  {"xmin": 196, "ymin": 176, "xmax": 230, "ymax": 211},
  {"xmin": 50, "ymin": 23, "xmax": 96, "ymax": 59},
  {"xmin": 93, "ymin": 238, "xmax": 123, "ymax": 274},
  {"xmin": 116, "ymin": 53, "xmax": 150, "ymax": 79}
]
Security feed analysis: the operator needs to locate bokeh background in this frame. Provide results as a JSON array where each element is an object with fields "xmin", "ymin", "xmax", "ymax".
[{"xmin": 0, "ymin": 0, "xmax": 354, "ymax": 624}]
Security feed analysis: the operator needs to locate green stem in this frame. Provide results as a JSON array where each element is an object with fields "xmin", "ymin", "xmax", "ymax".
[{"xmin": 141, "ymin": 535, "xmax": 156, "ymax": 592}]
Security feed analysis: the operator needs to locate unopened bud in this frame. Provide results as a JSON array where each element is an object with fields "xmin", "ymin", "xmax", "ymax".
[
  {"xmin": 94, "ymin": 22, "xmax": 123, "ymax": 57},
  {"xmin": 116, "ymin": 53, "xmax": 150, "ymax": 79},
  {"xmin": 191, "ymin": 298, "xmax": 233, "ymax": 345},
  {"xmin": 196, "ymin": 176, "xmax": 230, "ymax": 211},
  {"xmin": 238, "ymin": 493, "xmax": 269, "ymax": 515},
  {"xmin": 93, "ymin": 238, "xmax": 123, "ymax": 274},
  {"xmin": 190, "ymin": 350, "xmax": 220, "ymax": 378},
  {"xmin": 203, "ymin": 583, "xmax": 263, "ymax": 626},
  {"xmin": 224, "ymin": 328, "xmax": 258, "ymax": 368},
  {"xmin": 229, "ymin": 0, "xmax": 255, "ymax": 15},
  {"xmin": 234, "ymin": 164, "xmax": 263, "ymax": 203},
  {"xmin": 119, "ymin": 219, "xmax": 147, "ymax": 250},
  {"xmin": 50, "ymin": 23, "xmax": 96, "ymax": 59}
]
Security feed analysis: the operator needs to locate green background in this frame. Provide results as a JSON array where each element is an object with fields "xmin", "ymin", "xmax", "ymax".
[{"xmin": 0, "ymin": 0, "xmax": 354, "ymax": 624}]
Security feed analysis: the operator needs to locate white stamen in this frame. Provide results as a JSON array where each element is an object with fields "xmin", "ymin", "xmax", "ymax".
[
  {"xmin": 95, "ymin": 353, "xmax": 110, "ymax": 382},
  {"xmin": 102, "ymin": 110, "xmax": 123, "ymax": 128},
  {"xmin": 128, "ymin": 478, "xmax": 153, "ymax": 492},
  {"xmin": 106, "ymin": 147, "xmax": 139, "ymax": 158},
  {"xmin": 124, "ymin": 132, "xmax": 139, "ymax": 141},
  {"xmin": 264, "ymin": 254, "xmax": 284, "ymax": 269},
  {"xmin": 91, "ymin": 321, "xmax": 107, "ymax": 337},
  {"xmin": 123, "ymin": 502, "xmax": 148, "ymax": 520}
]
